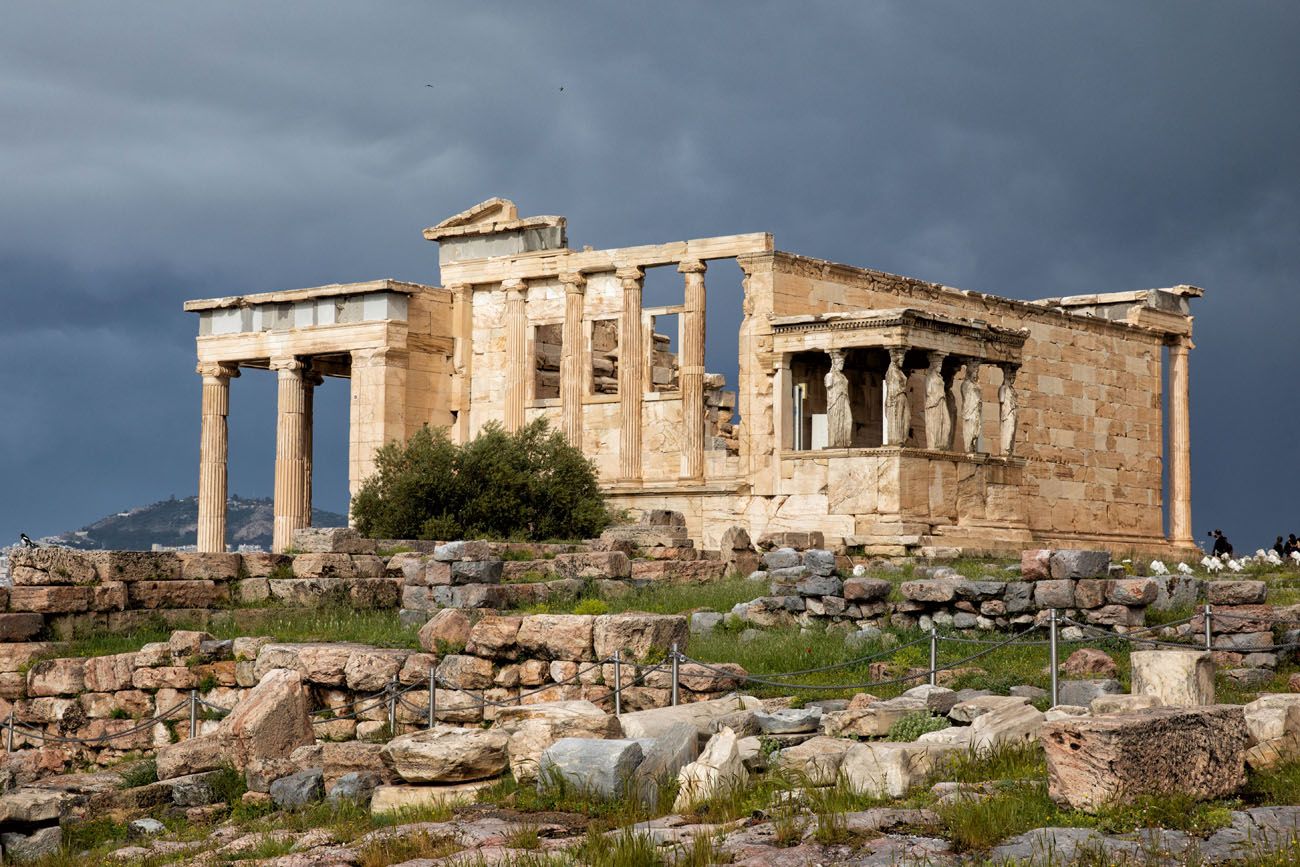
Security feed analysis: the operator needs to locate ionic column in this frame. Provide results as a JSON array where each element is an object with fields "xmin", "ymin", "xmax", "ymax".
[
  {"xmin": 503, "ymin": 279, "xmax": 528, "ymax": 433},
  {"xmin": 998, "ymin": 363, "xmax": 1020, "ymax": 457},
  {"xmin": 883, "ymin": 348, "xmax": 909, "ymax": 446},
  {"xmin": 196, "ymin": 362, "xmax": 239, "ymax": 553},
  {"xmin": 1169, "ymin": 337, "xmax": 1194, "ymax": 543},
  {"xmin": 678, "ymin": 259, "xmax": 707, "ymax": 480},
  {"xmin": 448, "ymin": 282, "xmax": 473, "ymax": 444},
  {"xmin": 271, "ymin": 358, "xmax": 307, "ymax": 553},
  {"xmin": 302, "ymin": 368, "xmax": 324, "ymax": 526},
  {"xmin": 559, "ymin": 272, "xmax": 587, "ymax": 445},
  {"xmin": 617, "ymin": 266, "xmax": 645, "ymax": 481}
]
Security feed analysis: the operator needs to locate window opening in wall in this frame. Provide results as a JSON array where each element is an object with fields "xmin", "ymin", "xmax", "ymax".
[
  {"xmin": 533, "ymin": 322, "xmax": 562, "ymax": 400},
  {"xmin": 590, "ymin": 319, "xmax": 618, "ymax": 395},
  {"xmin": 649, "ymin": 312, "xmax": 679, "ymax": 393},
  {"xmin": 790, "ymin": 351, "xmax": 829, "ymax": 450}
]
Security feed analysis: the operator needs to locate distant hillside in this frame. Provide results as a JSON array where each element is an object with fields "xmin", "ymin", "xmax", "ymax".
[{"xmin": 39, "ymin": 496, "xmax": 348, "ymax": 551}]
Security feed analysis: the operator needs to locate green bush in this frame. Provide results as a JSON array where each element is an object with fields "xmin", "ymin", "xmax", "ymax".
[
  {"xmin": 886, "ymin": 711, "xmax": 951, "ymax": 742},
  {"xmin": 351, "ymin": 419, "xmax": 610, "ymax": 542}
]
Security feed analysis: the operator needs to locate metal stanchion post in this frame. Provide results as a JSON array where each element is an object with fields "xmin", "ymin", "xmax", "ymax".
[
  {"xmin": 434, "ymin": 670, "xmax": 444, "ymax": 727},
  {"xmin": 387, "ymin": 678, "xmax": 398, "ymax": 734},
  {"xmin": 613, "ymin": 651, "xmax": 622, "ymax": 717},
  {"xmin": 6, "ymin": 711, "xmax": 13, "ymax": 753},
  {"xmin": 1204, "ymin": 604, "xmax": 1213, "ymax": 652},
  {"xmin": 1049, "ymin": 609, "xmax": 1059, "ymax": 708},
  {"xmin": 929, "ymin": 627, "xmax": 938, "ymax": 687},
  {"xmin": 189, "ymin": 689, "xmax": 198, "ymax": 739},
  {"xmin": 670, "ymin": 643, "xmax": 680, "ymax": 707}
]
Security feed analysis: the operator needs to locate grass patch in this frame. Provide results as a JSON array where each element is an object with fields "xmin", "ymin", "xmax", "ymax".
[
  {"xmin": 936, "ymin": 781, "xmax": 1076, "ymax": 851},
  {"xmin": 888, "ymin": 711, "xmax": 952, "ymax": 741},
  {"xmin": 933, "ymin": 743, "xmax": 1048, "ymax": 784},
  {"xmin": 357, "ymin": 830, "xmax": 461, "ymax": 866},
  {"xmin": 118, "ymin": 757, "xmax": 158, "ymax": 789},
  {"xmin": 1245, "ymin": 758, "xmax": 1300, "ymax": 805},
  {"xmin": 516, "ymin": 574, "xmax": 763, "ymax": 618}
]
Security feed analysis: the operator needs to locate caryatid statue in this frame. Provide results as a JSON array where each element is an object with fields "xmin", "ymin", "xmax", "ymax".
[
  {"xmin": 824, "ymin": 349, "xmax": 852, "ymax": 448},
  {"xmin": 923, "ymin": 351, "xmax": 951, "ymax": 450},
  {"xmin": 884, "ymin": 348, "xmax": 909, "ymax": 446},
  {"xmin": 999, "ymin": 363, "xmax": 1019, "ymax": 456},
  {"xmin": 960, "ymin": 360, "xmax": 983, "ymax": 452}
]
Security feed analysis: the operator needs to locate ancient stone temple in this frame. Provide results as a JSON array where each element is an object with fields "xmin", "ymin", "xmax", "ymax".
[{"xmin": 186, "ymin": 198, "xmax": 1200, "ymax": 556}]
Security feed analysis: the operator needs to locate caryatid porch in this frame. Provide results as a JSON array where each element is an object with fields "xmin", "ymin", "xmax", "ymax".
[{"xmin": 186, "ymin": 280, "xmax": 453, "ymax": 553}]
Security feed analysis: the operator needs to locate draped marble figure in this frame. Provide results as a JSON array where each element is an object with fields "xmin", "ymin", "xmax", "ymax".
[
  {"xmin": 884, "ymin": 348, "xmax": 909, "ymax": 446},
  {"xmin": 1000, "ymin": 364, "xmax": 1019, "ymax": 456},
  {"xmin": 825, "ymin": 349, "xmax": 852, "ymax": 448},
  {"xmin": 924, "ymin": 351, "xmax": 951, "ymax": 450},
  {"xmin": 960, "ymin": 360, "xmax": 982, "ymax": 452}
]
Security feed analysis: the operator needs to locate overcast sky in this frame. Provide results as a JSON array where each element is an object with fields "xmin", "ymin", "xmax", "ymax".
[{"xmin": 1, "ymin": 2, "xmax": 1297, "ymax": 550}]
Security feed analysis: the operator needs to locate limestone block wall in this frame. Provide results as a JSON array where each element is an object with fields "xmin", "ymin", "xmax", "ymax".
[
  {"xmin": 755, "ymin": 253, "xmax": 1167, "ymax": 548},
  {"xmin": 0, "ymin": 613, "xmax": 730, "ymax": 771}
]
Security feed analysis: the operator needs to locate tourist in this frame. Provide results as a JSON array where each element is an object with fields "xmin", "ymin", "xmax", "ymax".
[
  {"xmin": 1209, "ymin": 529, "xmax": 1234, "ymax": 558},
  {"xmin": 1287, "ymin": 535, "xmax": 1299, "ymax": 557},
  {"xmin": 1276, "ymin": 537, "xmax": 1288, "ymax": 559}
]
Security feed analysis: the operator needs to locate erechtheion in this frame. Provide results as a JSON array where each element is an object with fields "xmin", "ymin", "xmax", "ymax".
[{"xmin": 186, "ymin": 198, "xmax": 1201, "ymax": 556}]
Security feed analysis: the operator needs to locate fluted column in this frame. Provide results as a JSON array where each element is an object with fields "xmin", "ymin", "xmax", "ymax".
[
  {"xmin": 678, "ymin": 259, "xmax": 707, "ymax": 480},
  {"xmin": 271, "ymin": 358, "xmax": 307, "ymax": 553},
  {"xmin": 503, "ymin": 279, "xmax": 528, "ymax": 433},
  {"xmin": 302, "ymin": 368, "xmax": 323, "ymax": 526},
  {"xmin": 559, "ymin": 272, "xmax": 587, "ymax": 445},
  {"xmin": 196, "ymin": 361, "xmax": 238, "ymax": 553},
  {"xmin": 617, "ymin": 266, "xmax": 645, "ymax": 481},
  {"xmin": 1169, "ymin": 337, "xmax": 1194, "ymax": 543},
  {"xmin": 449, "ymin": 282, "xmax": 473, "ymax": 444}
]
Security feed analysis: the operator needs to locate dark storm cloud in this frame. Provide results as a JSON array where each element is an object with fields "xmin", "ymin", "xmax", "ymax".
[{"xmin": 1, "ymin": 2, "xmax": 1297, "ymax": 547}]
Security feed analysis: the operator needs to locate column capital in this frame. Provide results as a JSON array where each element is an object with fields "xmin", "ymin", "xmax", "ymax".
[
  {"xmin": 269, "ymin": 357, "xmax": 304, "ymax": 373},
  {"xmin": 445, "ymin": 282, "xmax": 474, "ymax": 297},
  {"xmin": 558, "ymin": 272, "xmax": 587, "ymax": 294},
  {"xmin": 888, "ymin": 347, "xmax": 907, "ymax": 367},
  {"xmin": 196, "ymin": 361, "xmax": 240, "ymax": 379},
  {"xmin": 677, "ymin": 258, "xmax": 707, "ymax": 274},
  {"xmin": 1000, "ymin": 361, "xmax": 1020, "ymax": 382},
  {"xmin": 502, "ymin": 278, "xmax": 528, "ymax": 301},
  {"xmin": 615, "ymin": 266, "xmax": 645, "ymax": 287}
]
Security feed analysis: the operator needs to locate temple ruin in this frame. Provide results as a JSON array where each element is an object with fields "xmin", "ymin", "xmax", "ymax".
[{"xmin": 186, "ymin": 198, "xmax": 1200, "ymax": 556}]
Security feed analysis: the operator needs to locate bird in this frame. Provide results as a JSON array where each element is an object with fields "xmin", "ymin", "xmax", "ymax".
[
  {"xmin": 19, "ymin": 533, "xmax": 38, "ymax": 549},
  {"xmin": 559, "ymin": 86, "xmax": 564, "ymax": 92}
]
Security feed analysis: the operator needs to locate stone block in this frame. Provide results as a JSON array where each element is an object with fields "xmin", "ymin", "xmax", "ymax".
[
  {"xmin": 0, "ymin": 614, "xmax": 44, "ymax": 642},
  {"xmin": 9, "ymin": 547, "xmax": 96, "ymax": 584},
  {"xmin": 631, "ymin": 721, "xmax": 698, "ymax": 808},
  {"xmin": 368, "ymin": 780, "xmax": 495, "ymax": 815},
  {"xmin": 451, "ymin": 559, "xmax": 504, "ymax": 584},
  {"xmin": 349, "ymin": 579, "xmax": 400, "ymax": 609},
  {"xmin": 436, "ymin": 654, "xmax": 494, "ymax": 690},
  {"xmin": 1033, "ymin": 579, "xmax": 1075, "ymax": 609},
  {"xmin": 270, "ymin": 768, "xmax": 324, "ymax": 808},
  {"xmin": 465, "ymin": 615, "xmax": 521, "ymax": 658},
  {"xmin": 618, "ymin": 694, "xmax": 762, "ymax": 740},
  {"xmin": 1242, "ymin": 695, "xmax": 1300, "ymax": 745},
  {"xmin": 1090, "ymin": 694, "xmax": 1163, "ymax": 714},
  {"xmin": 127, "ymin": 580, "xmax": 227, "ymax": 609},
  {"xmin": 1049, "ymin": 550, "xmax": 1111, "ymax": 580},
  {"xmin": 1207, "ymin": 581, "xmax": 1268, "ymax": 606},
  {"xmin": 1041, "ymin": 705, "xmax": 1248, "ymax": 809},
  {"xmin": 291, "ymin": 553, "xmax": 356, "ymax": 579},
  {"xmin": 1073, "ymin": 579, "xmax": 1107, "ymax": 609},
  {"xmin": 381, "ymin": 726, "xmax": 509, "ymax": 784},
  {"xmin": 1020, "ymin": 549, "xmax": 1052, "ymax": 581},
  {"xmin": 516, "ymin": 615, "xmax": 595, "ymax": 661},
  {"xmin": 1061, "ymin": 648, "xmax": 1118, "ymax": 679},
  {"xmin": 344, "ymin": 649, "xmax": 407, "ymax": 691},
  {"xmin": 901, "ymin": 579, "xmax": 959, "ymax": 603},
  {"xmin": 592, "ymin": 614, "xmax": 688, "ymax": 662},
  {"xmin": 553, "ymin": 551, "xmax": 630, "ymax": 580},
  {"xmin": 1130, "ymin": 650, "xmax": 1215, "ymax": 706},
  {"xmin": 177, "ymin": 552, "xmax": 242, "ymax": 580},
  {"xmin": 760, "ymin": 548, "xmax": 801, "ymax": 571},
  {"xmin": 843, "ymin": 741, "xmax": 956, "ymax": 798},
  {"xmin": 292, "ymin": 527, "xmax": 377, "ymax": 554},
  {"xmin": 1106, "ymin": 578, "xmax": 1158, "ymax": 606},
  {"xmin": 493, "ymin": 700, "xmax": 622, "ymax": 784},
  {"xmin": 8, "ymin": 586, "xmax": 91, "ymax": 613},
  {"xmin": 842, "ymin": 578, "xmax": 891, "ymax": 602},
  {"xmin": 796, "ymin": 575, "xmax": 843, "ymax": 597},
  {"xmin": 26, "ymin": 658, "xmax": 85, "ymax": 697},
  {"xmin": 90, "ymin": 551, "xmax": 182, "ymax": 582},
  {"xmin": 539, "ymin": 738, "xmax": 644, "ymax": 800},
  {"xmin": 1058, "ymin": 679, "xmax": 1121, "ymax": 708},
  {"xmin": 1004, "ymin": 582, "xmax": 1033, "ymax": 613},
  {"xmin": 673, "ymin": 727, "xmax": 745, "ymax": 810}
]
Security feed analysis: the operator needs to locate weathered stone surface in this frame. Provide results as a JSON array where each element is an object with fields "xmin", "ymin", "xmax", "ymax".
[
  {"xmin": 8, "ymin": 586, "xmax": 92, "ymax": 613},
  {"xmin": 156, "ymin": 734, "xmax": 224, "ymax": 780},
  {"xmin": 381, "ymin": 726, "xmax": 509, "ymax": 783},
  {"xmin": 900, "ymin": 579, "xmax": 958, "ymax": 603},
  {"xmin": 127, "ymin": 580, "xmax": 226, "ymax": 609},
  {"xmin": 773, "ymin": 736, "xmax": 856, "ymax": 785},
  {"xmin": 592, "ymin": 614, "xmax": 688, "ymax": 662},
  {"xmin": 1061, "ymin": 648, "xmax": 1118, "ymax": 679},
  {"xmin": 1243, "ymin": 695, "xmax": 1300, "ymax": 745},
  {"xmin": 26, "ymin": 658, "xmax": 85, "ymax": 697},
  {"xmin": 177, "ymin": 552, "xmax": 242, "ymax": 580},
  {"xmin": 10, "ymin": 547, "xmax": 97, "ymax": 584},
  {"xmin": 343, "ymin": 649, "xmax": 406, "ymax": 691},
  {"xmin": 368, "ymin": 780, "xmax": 495, "ymax": 815},
  {"xmin": 1207, "ymin": 580, "xmax": 1268, "ymax": 606},
  {"xmin": 1041, "ymin": 705, "xmax": 1248, "ymax": 809},
  {"xmin": 326, "ymin": 771, "xmax": 383, "ymax": 806},
  {"xmin": 1130, "ymin": 650, "xmax": 1215, "ymax": 706},
  {"xmin": 1033, "ymin": 579, "xmax": 1075, "ymax": 608},
  {"xmin": 753, "ymin": 707, "xmax": 821, "ymax": 734},
  {"xmin": 292, "ymin": 527, "xmax": 377, "ymax": 554},
  {"xmin": 823, "ymin": 695, "xmax": 926, "ymax": 737},
  {"xmin": 465, "ymin": 615, "xmax": 521, "ymax": 658},
  {"xmin": 436, "ymin": 654, "xmax": 494, "ymax": 690},
  {"xmin": 554, "ymin": 551, "xmax": 629, "ymax": 580},
  {"xmin": 1049, "ymin": 550, "xmax": 1110, "ymax": 580},
  {"xmin": 0, "ymin": 614, "xmax": 44, "ymax": 642},
  {"xmin": 0, "ymin": 789, "xmax": 66, "ymax": 824},
  {"xmin": 492, "ymin": 700, "xmax": 622, "ymax": 784},
  {"xmin": 842, "ymin": 577, "xmax": 891, "ymax": 602},
  {"xmin": 290, "ymin": 741, "xmax": 392, "ymax": 789},
  {"xmin": 223, "ymin": 668, "xmax": 315, "ymax": 770},
  {"xmin": 1107, "ymin": 578, "xmax": 1158, "ymax": 606},
  {"xmin": 1090, "ymin": 694, "xmax": 1163, "ymax": 714},
  {"xmin": 631, "ymin": 721, "xmax": 698, "ymax": 808},
  {"xmin": 843, "ymin": 741, "xmax": 957, "ymax": 798},
  {"xmin": 1058, "ymin": 679, "xmax": 1121, "ymax": 708},
  {"xmin": 673, "ymin": 727, "xmax": 744, "ymax": 810},
  {"xmin": 540, "ymin": 738, "xmax": 644, "ymax": 800},
  {"xmin": 516, "ymin": 615, "xmax": 595, "ymax": 661},
  {"xmin": 1020, "ymin": 549, "xmax": 1052, "ymax": 581},
  {"xmin": 969, "ymin": 702, "xmax": 1045, "ymax": 752},
  {"xmin": 269, "ymin": 768, "xmax": 325, "ymax": 809},
  {"xmin": 618, "ymin": 695, "xmax": 762, "ymax": 740},
  {"xmin": 0, "ymin": 826, "xmax": 62, "ymax": 862},
  {"xmin": 947, "ymin": 695, "xmax": 1030, "ymax": 724}
]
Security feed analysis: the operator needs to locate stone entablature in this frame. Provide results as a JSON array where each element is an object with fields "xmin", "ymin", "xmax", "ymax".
[{"xmin": 185, "ymin": 198, "xmax": 1201, "ymax": 557}]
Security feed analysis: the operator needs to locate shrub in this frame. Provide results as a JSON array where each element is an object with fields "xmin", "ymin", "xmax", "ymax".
[
  {"xmin": 887, "ymin": 711, "xmax": 951, "ymax": 742},
  {"xmin": 573, "ymin": 598, "xmax": 610, "ymax": 616},
  {"xmin": 351, "ymin": 420, "xmax": 610, "ymax": 542}
]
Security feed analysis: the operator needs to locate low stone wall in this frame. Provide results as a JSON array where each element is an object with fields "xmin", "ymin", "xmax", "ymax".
[{"xmin": 0, "ymin": 612, "xmax": 738, "ymax": 772}]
